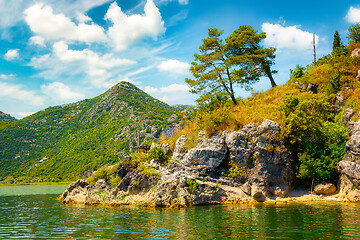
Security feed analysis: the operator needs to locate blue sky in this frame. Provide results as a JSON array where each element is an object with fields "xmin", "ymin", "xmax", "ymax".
[{"xmin": 0, "ymin": 0, "xmax": 360, "ymax": 118}]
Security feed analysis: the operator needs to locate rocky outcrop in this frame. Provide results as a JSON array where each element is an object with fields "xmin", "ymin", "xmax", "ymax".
[
  {"xmin": 60, "ymin": 119, "xmax": 294, "ymax": 207},
  {"xmin": 337, "ymin": 112, "xmax": 360, "ymax": 201}
]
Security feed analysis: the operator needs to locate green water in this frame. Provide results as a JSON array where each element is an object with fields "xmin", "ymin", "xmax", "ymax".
[{"xmin": 0, "ymin": 185, "xmax": 359, "ymax": 239}]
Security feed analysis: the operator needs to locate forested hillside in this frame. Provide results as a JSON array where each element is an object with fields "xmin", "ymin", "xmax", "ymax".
[{"xmin": 0, "ymin": 82, "xmax": 179, "ymax": 184}]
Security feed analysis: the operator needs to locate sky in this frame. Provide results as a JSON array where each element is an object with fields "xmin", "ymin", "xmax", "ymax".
[{"xmin": 1, "ymin": 0, "xmax": 360, "ymax": 119}]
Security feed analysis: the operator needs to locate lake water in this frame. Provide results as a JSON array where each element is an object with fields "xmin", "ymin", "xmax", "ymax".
[{"xmin": 0, "ymin": 185, "xmax": 359, "ymax": 239}]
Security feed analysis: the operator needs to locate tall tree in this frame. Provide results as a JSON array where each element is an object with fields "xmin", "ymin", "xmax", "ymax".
[
  {"xmin": 186, "ymin": 26, "xmax": 277, "ymax": 105},
  {"xmin": 332, "ymin": 30, "xmax": 345, "ymax": 54}
]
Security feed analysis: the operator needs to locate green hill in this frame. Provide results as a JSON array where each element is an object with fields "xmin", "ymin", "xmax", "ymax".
[
  {"xmin": 0, "ymin": 111, "xmax": 16, "ymax": 126},
  {"xmin": 0, "ymin": 82, "xmax": 179, "ymax": 184}
]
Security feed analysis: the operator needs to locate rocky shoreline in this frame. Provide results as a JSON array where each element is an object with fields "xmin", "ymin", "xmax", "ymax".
[{"xmin": 59, "ymin": 119, "xmax": 360, "ymax": 207}]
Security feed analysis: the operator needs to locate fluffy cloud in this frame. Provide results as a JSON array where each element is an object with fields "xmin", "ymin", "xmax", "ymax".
[
  {"xmin": 105, "ymin": 0, "xmax": 166, "ymax": 51},
  {"xmin": 24, "ymin": 3, "xmax": 106, "ymax": 43},
  {"xmin": 4, "ymin": 49, "xmax": 19, "ymax": 60},
  {"xmin": 52, "ymin": 41, "xmax": 136, "ymax": 87},
  {"xmin": 0, "ymin": 74, "xmax": 15, "ymax": 80},
  {"xmin": 0, "ymin": 81, "xmax": 44, "ymax": 106},
  {"xmin": 158, "ymin": 59, "xmax": 190, "ymax": 74},
  {"xmin": 29, "ymin": 36, "xmax": 45, "ymax": 46},
  {"xmin": 262, "ymin": 23, "xmax": 318, "ymax": 50},
  {"xmin": 41, "ymin": 82, "xmax": 84, "ymax": 101},
  {"xmin": 144, "ymin": 83, "xmax": 191, "ymax": 104},
  {"xmin": 30, "ymin": 41, "xmax": 136, "ymax": 88},
  {"xmin": 0, "ymin": 0, "xmax": 111, "ymax": 29},
  {"xmin": 346, "ymin": 6, "xmax": 360, "ymax": 23}
]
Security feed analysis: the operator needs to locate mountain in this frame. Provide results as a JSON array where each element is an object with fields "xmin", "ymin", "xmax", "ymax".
[
  {"xmin": 0, "ymin": 111, "xmax": 16, "ymax": 126},
  {"xmin": 0, "ymin": 82, "xmax": 179, "ymax": 184}
]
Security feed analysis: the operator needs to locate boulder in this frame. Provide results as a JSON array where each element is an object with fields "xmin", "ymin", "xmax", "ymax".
[
  {"xmin": 307, "ymin": 83, "xmax": 318, "ymax": 94},
  {"xmin": 351, "ymin": 48, "xmax": 360, "ymax": 58},
  {"xmin": 314, "ymin": 182, "xmax": 336, "ymax": 195}
]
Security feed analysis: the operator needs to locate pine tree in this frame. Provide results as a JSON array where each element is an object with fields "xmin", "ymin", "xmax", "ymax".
[
  {"xmin": 332, "ymin": 30, "xmax": 345, "ymax": 55},
  {"xmin": 185, "ymin": 26, "xmax": 277, "ymax": 105}
]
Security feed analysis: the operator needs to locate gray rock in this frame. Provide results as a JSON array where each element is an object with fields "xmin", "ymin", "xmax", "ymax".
[
  {"xmin": 295, "ymin": 81, "xmax": 305, "ymax": 90},
  {"xmin": 351, "ymin": 48, "xmax": 360, "ymax": 58},
  {"xmin": 182, "ymin": 132, "xmax": 227, "ymax": 168},
  {"xmin": 161, "ymin": 143, "xmax": 172, "ymax": 157},
  {"xmin": 307, "ymin": 83, "xmax": 318, "ymax": 94},
  {"xmin": 172, "ymin": 135, "xmax": 188, "ymax": 160},
  {"xmin": 342, "ymin": 107, "xmax": 355, "ymax": 124},
  {"xmin": 257, "ymin": 119, "xmax": 280, "ymax": 136}
]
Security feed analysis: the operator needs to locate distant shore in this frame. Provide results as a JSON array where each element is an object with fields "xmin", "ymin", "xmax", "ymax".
[{"xmin": 0, "ymin": 181, "xmax": 72, "ymax": 187}]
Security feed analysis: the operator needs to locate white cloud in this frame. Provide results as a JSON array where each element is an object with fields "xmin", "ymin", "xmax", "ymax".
[
  {"xmin": 76, "ymin": 11, "xmax": 91, "ymax": 23},
  {"xmin": 0, "ymin": 0, "xmax": 111, "ymax": 29},
  {"xmin": 30, "ymin": 41, "xmax": 136, "ymax": 88},
  {"xmin": 52, "ymin": 41, "xmax": 136, "ymax": 87},
  {"xmin": 346, "ymin": 6, "xmax": 360, "ymax": 23},
  {"xmin": 158, "ymin": 59, "xmax": 190, "ymax": 74},
  {"xmin": 143, "ymin": 83, "xmax": 191, "ymax": 104},
  {"xmin": 0, "ymin": 81, "xmax": 44, "ymax": 106},
  {"xmin": 24, "ymin": 3, "xmax": 106, "ymax": 43},
  {"xmin": 262, "ymin": 22, "xmax": 318, "ymax": 51},
  {"xmin": 41, "ymin": 82, "xmax": 84, "ymax": 101},
  {"xmin": 29, "ymin": 36, "xmax": 45, "ymax": 46},
  {"xmin": 4, "ymin": 49, "xmax": 19, "ymax": 60},
  {"xmin": 0, "ymin": 74, "xmax": 15, "ymax": 80},
  {"xmin": 105, "ymin": 0, "xmax": 166, "ymax": 51}
]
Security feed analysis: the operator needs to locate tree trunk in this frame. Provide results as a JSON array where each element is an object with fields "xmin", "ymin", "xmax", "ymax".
[
  {"xmin": 267, "ymin": 72, "xmax": 277, "ymax": 88},
  {"xmin": 230, "ymin": 94, "xmax": 237, "ymax": 105},
  {"xmin": 262, "ymin": 62, "xmax": 277, "ymax": 87}
]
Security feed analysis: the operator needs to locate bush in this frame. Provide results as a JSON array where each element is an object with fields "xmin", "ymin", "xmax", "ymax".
[
  {"xmin": 148, "ymin": 146, "xmax": 167, "ymax": 165},
  {"xmin": 281, "ymin": 96, "xmax": 348, "ymax": 184},
  {"xmin": 86, "ymin": 165, "xmax": 117, "ymax": 185},
  {"xmin": 110, "ymin": 175, "xmax": 122, "ymax": 187},
  {"xmin": 186, "ymin": 178, "xmax": 199, "ymax": 193}
]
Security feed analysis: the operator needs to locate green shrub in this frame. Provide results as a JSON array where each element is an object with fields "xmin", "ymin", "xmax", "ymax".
[
  {"xmin": 110, "ymin": 175, "xmax": 122, "ymax": 187},
  {"xmin": 281, "ymin": 96, "xmax": 348, "ymax": 184},
  {"xmin": 86, "ymin": 165, "xmax": 117, "ymax": 185},
  {"xmin": 148, "ymin": 146, "xmax": 167, "ymax": 165},
  {"xmin": 228, "ymin": 166, "xmax": 246, "ymax": 179},
  {"xmin": 186, "ymin": 178, "xmax": 199, "ymax": 193},
  {"xmin": 137, "ymin": 162, "xmax": 160, "ymax": 177}
]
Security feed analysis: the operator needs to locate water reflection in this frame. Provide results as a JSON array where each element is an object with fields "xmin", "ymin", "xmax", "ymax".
[{"xmin": 0, "ymin": 186, "xmax": 359, "ymax": 240}]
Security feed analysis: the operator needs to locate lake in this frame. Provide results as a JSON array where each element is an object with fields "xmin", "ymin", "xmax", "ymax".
[{"xmin": 0, "ymin": 185, "xmax": 359, "ymax": 239}]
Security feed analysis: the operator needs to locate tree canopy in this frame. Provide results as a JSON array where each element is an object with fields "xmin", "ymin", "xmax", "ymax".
[
  {"xmin": 348, "ymin": 23, "xmax": 360, "ymax": 43},
  {"xmin": 332, "ymin": 30, "xmax": 345, "ymax": 55},
  {"xmin": 185, "ymin": 25, "xmax": 277, "ymax": 105}
]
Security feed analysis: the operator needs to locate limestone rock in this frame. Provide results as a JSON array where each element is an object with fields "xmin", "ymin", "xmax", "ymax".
[
  {"xmin": 182, "ymin": 132, "xmax": 227, "ymax": 168},
  {"xmin": 342, "ymin": 107, "xmax": 355, "ymax": 124},
  {"xmin": 172, "ymin": 135, "xmax": 188, "ymax": 160},
  {"xmin": 257, "ymin": 119, "xmax": 280, "ymax": 136},
  {"xmin": 161, "ymin": 143, "xmax": 172, "ymax": 157},
  {"xmin": 314, "ymin": 182, "xmax": 336, "ymax": 195},
  {"xmin": 351, "ymin": 48, "xmax": 360, "ymax": 57}
]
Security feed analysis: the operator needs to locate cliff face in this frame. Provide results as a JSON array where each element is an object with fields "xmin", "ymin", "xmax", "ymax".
[
  {"xmin": 60, "ymin": 119, "xmax": 294, "ymax": 206},
  {"xmin": 338, "ymin": 112, "xmax": 360, "ymax": 201}
]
